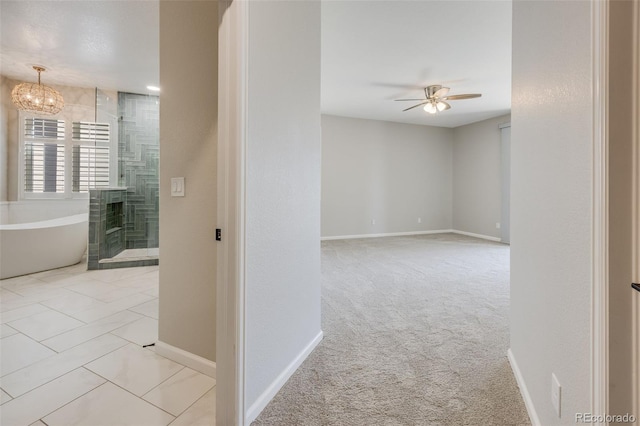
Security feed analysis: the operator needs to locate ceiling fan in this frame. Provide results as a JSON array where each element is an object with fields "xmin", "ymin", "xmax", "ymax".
[{"xmin": 395, "ymin": 85, "xmax": 481, "ymax": 114}]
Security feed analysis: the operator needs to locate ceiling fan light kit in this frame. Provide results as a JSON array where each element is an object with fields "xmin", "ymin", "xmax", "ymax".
[
  {"xmin": 11, "ymin": 66, "xmax": 65, "ymax": 116},
  {"xmin": 396, "ymin": 84, "xmax": 481, "ymax": 115},
  {"xmin": 423, "ymin": 100, "xmax": 450, "ymax": 114}
]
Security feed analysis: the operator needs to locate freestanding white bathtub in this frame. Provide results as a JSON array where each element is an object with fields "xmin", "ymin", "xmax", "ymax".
[{"xmin": 0, "ymin": 201, "xmax": 89, "ymax": 279}]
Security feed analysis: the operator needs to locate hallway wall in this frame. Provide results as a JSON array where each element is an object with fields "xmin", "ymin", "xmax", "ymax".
[
  {"xmin": 510, "ymin": 0, "xmax": 593, "ymax": 423},
  {"xmin": 158, "ymin": 1, "xmax": 217, "ymax": 362},
  {"xmin": 244, "ymin": 1, "xmax": 322, "ymax": 422}
]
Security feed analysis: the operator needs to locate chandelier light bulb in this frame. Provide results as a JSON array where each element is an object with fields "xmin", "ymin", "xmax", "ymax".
[{"xmin": 436, "ymin": 101, "xmax": 447, "ymax": 111}]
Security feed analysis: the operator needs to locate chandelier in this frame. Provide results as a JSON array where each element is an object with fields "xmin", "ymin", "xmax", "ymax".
[{"xmin": 11, "ymin": 66, "xmax": 64, "ymax": 115}]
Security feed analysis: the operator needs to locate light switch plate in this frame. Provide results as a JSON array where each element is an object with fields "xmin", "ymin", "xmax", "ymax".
[{"xmin": 171, "ymin": 177, "xmax": 185, "ymax": 197}]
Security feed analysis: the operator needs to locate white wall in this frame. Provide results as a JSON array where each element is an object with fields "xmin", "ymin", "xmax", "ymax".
[
  {"xmin": 452, "ymin": 114, "xmax": 510, "ymax": 239},
  {"xmin": 158, "ymin": 1, "xmax": 217, "ymax": 362},
  {"xmin": 510, "ymin": 1, "xmax": 592, "ymax": 423},
  {"xmin": 245, "ymin": 1, "xmax": 322, "ymax": 421},
  {"xmin": 321, "ymin": 114, "xmax": 453, "ymax": 237}
]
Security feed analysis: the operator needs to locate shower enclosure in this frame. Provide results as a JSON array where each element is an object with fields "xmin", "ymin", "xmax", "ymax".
[{"xmin": 87, "ymin": 90, "xmax": 159, "ymax": 269}]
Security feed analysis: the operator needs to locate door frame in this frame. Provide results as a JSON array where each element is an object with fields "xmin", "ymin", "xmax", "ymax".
[
  {"xmin": 215, "ymin": 1, "xmax": 611, "ymax": 424},
  {"xmin": 591, "ymin": 0, "xmax": 609, "ymax": 418},
  {"xmin": 217, "ymin": 1, "xmax": 248, "ymax": 425},
  {"xmin": 632, "ymin": 0, "xmax": 640, "ymax": 418}
]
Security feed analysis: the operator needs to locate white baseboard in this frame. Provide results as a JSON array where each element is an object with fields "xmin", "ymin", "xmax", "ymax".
[
  {"xmin": 155, "ymin": 340, "xmax": 216, "ymax": 378},
  {"xmin": 320, "ymin": 229, "xmax": 502, "ymax": 243},
  {"xmin": 245, "ymin": 330, "xmax": 324, "ymax": 424},
  {"xmin": 507, "ymin": 348, "xmax": 541, "ymax": 426},
  {"xmin": 450, "ymin": 229, "xmax": 502, "ymax": 242},
  {"xmin": 321, "ymin": 230, "xmax": 452, "ymax": 241}
]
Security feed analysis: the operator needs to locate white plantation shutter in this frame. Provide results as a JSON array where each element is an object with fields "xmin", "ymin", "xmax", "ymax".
[
  {"xmin": 23, "ymin": 118, "xmax": 65, "ymax": 193},
  {"xmin": 25, "ymin": 118, "xmax": 65, "ymax": 139},
  {"xmin": 21, "ymin": 114, "xmax": 112, "ymax": 198},
  {"xmin": 72, "ymin": 122, "xmax": 110, "ymax": 192}
]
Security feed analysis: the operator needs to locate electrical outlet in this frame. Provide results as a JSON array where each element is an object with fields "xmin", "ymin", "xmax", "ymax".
[
  {"xmin": 371, "ymin": 218, "xmax": 375, "ymax": 225},
  {"xmin": 551, "ymin": 373, "xmax": 561, "ymax": 417},
  {"xmin": 418, "ymin": 217, "xmax": 422, "ymax": 224},
  {"xmin": 496, "ymin": 222, "xmax": 501, "ymax": 229}
]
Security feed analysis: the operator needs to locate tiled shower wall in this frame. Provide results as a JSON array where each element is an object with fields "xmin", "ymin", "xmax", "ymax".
[
  {"xmin": 88, "ymin": 189, "xmax": 126, "ymax": 269},
  {"xmin": 118, "ymin": 92, "xmax": 159, "ymax": 249}
]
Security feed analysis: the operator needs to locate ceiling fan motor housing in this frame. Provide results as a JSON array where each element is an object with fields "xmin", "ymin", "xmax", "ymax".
[{"xmin": 425, "ymin": 85, "xmax": 443, "ymax": 98}]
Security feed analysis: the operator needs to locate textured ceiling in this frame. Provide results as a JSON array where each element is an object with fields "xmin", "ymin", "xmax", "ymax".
[
  {"xmin": 322, "ymin": 1, "xmax": 512, "ymax": 128},
  {"xmin": 1, "ymin": 1, "xmax": 511, "ymax": 128},
  {"xmin": 0, "ymin": 1, "xmax": 159, "ymax": 95}
]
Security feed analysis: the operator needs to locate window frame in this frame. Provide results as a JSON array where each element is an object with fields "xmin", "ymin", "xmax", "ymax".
[
  {"xmin": 18, "ymin": 106, "xmax": 112, "ymax": 200},
  {"xmin": 19, "ymin": 111, "xmax": 69, "ymax": 200}
]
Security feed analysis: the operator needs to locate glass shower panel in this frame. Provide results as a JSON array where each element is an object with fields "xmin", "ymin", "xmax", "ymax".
[
  {"xmin": 117, "ymin": 92, "xmax": 160, "ymax": 251},
  {"xmin": 95, "ymin": 88, "xmax": 119, "ymax": 188},
  {"xmin": 87, "ymin": 90, "xmax": 159, "ymax": 270}
]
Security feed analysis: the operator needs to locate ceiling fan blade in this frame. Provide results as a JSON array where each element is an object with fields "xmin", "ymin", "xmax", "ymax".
[
  {"xmin": 442, "ymin": 94, "xmax": 482, "ymax": 101},
  {"xmin": 395, "ymin": 98, "xmax": 426, "ymax": 101},
  {"xmin": 434, "ymin": 87, "xmax": 450, "ymax": 98},
  {"xmin": 440, "ymin": 101, "xmax": 451, "ymax": 111},
  {"xmin": 402, "ymin": 102, "xmax": 427, "ymax": 112}
]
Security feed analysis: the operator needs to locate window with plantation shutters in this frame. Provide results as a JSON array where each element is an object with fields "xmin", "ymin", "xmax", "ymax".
[
  {"xmin": 72, "ymin": 122, "xmax": 110, "ymax": 192},
  {"xmin": 20, "ymin": 111, "xmax": 113, "ymax": 199},
  {"xmin": 23, "ymin": 118, "xmax": 65, "ymax": 194}
]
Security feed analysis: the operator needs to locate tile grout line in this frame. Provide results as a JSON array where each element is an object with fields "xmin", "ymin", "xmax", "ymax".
[
  {"xmin": 37, "ymin": 314, "xmax": 142, "ymax": 353},
  {"xmin": 167, "ymin": 382, "xmax": 217, "ymax": 423},
  {"xmin": 1, "ymin": 323, "xmax": 19, "ymax": 334},
  {"xmin": 4, "ymin": 304, "xmax": 90, "ymax": 344},
  {"xmin": 0, "ymin": 330, "xmax": 57, "ymax": 382},
  {"xmin": 36, "ymin": 378, "xmax": 111, "ymax": 425},
  {"xmin": 5, "ymin": 367, "xmax": 105, "ymax": 424},
  {"xmin": 1, "ymin": 264, "xmax": 175, "ymax": 424},
  {"xmin": 0, "ymin": 287, "xmax": 25, "ymax": 299},
  {"xmin": 1, "ymin": 333, "xmax": 131, "ymax": 398},
  {"xmin": 85, "ymin": 365, "xmax": 182, "ymax": 419}
]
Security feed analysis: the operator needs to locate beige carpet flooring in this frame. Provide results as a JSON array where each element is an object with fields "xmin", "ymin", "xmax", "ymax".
[{"xmin": 252, "ymin": 234, "xmax": 530, "ymax": 425}]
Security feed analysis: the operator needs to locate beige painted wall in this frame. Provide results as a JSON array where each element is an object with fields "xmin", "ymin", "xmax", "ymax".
[
  {"xmin": 158, "ymin": 1, "xmax": 217, "ymax": 361},
  {"xmin": 321, "ymin": 114, "xmax": 453, "ymax": 237},
  {"xmin": 608, "ymin": 0, "xmax": 636, "ymax": 419},
  {"xmin": 452, "ymin": 114, "xmax": 510, "ymax": 239}
]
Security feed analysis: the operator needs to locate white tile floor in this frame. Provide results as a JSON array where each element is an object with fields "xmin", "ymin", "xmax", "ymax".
[
  {"xmin": 0, "ymin": 262, "xmax": 216, "ymax": 426},
  {"xmin": 112, "ymin": 248, "xmax": 160, "ymax": 259}
]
